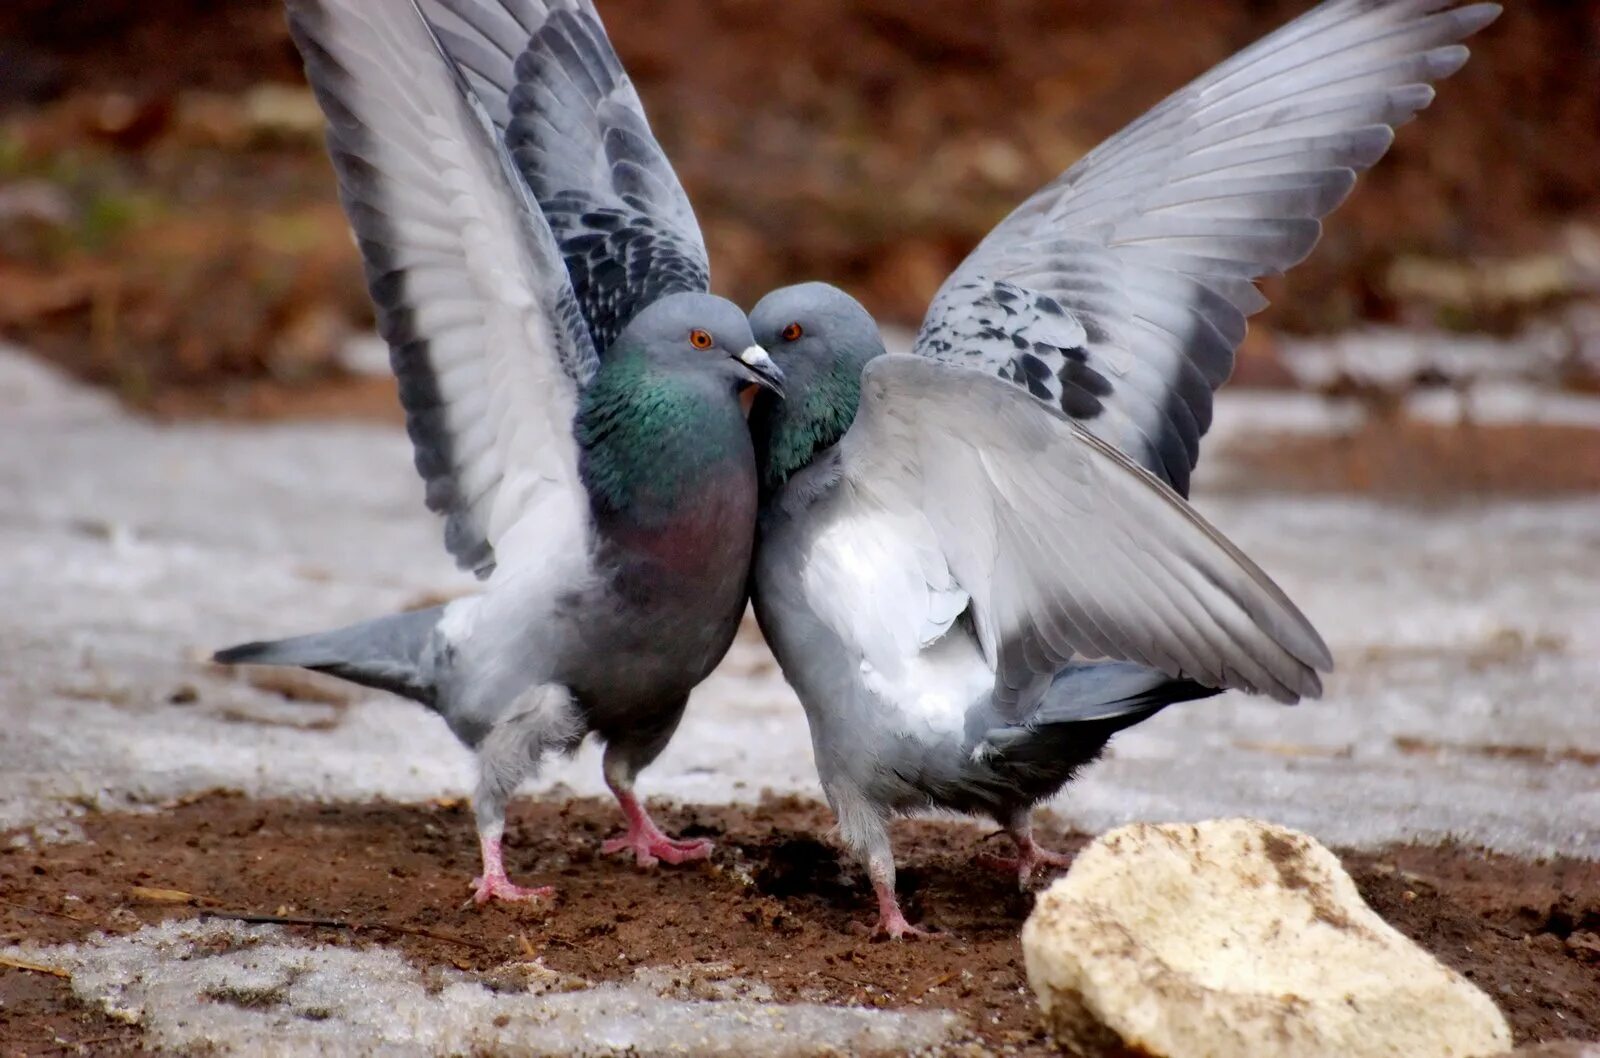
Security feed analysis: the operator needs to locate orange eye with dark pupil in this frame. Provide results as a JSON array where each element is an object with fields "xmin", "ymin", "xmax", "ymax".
[
  {"xmin": 781, "ymin": 322, "xmax": 803, "ymax": 342},
  {"xmin": 689, "ymin": 329, "xmax": 713, "ymax": 350}
]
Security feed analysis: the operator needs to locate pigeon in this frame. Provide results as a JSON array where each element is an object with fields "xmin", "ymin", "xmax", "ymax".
[
  {"xmin": 745, "ymin": 0, "xmax": 1499, "ymax": 937},
  {"xmin": 215, "ymin": 0, "xmax": 783, "ymax": 905}
]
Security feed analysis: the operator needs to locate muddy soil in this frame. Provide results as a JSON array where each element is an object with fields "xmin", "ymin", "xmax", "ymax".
[
  {"xmin": 3, "ymin": 793, "xmax": 1596, "ymax": 1055},
  {"xmin": 1213, "ymin": 416, "xmax": 1600, "ymax": 497}
]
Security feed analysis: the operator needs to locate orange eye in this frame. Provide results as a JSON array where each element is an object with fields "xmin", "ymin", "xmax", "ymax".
[
  {"xmin": 781, "ymin": 322, "xmax": 804, "ymax": 342},
  {"xmin": 689, "ymin": 329, "xmax": 714, "ymax": 350}
]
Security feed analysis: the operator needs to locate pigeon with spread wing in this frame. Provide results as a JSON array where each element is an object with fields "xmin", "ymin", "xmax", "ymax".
[
  {"xmin": 216, "ymin": 0, "xmax": 783, "ymax": 904},
  {"xmin": 746, "ymin": 0, "xmax": 1499, "ymax": 936}
]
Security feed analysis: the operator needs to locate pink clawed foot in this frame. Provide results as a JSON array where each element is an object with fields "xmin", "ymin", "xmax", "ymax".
[
  {"xmin": 603, "ymin": 790, "xmax": 713, "ymax": 868},
  {"xmin": 469, "ymin": 834, "xmax": 555, "ymax": 906},
  {"xmin": 870, "ymin": 880, "xmax": 934, "ymax": 940},
  {"xmin": 975, "ymin": 834, "xmax": 1073, "ymax": 887},
  {"xmin": 470, "ymin": 874, "xmax": 556, "ymax": 905},
  {"xmin": 601, "ymin": 831, "xmax": 713, "ymax": 868}
]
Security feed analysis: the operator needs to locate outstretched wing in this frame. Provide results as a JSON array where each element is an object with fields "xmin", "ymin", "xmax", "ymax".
[
  {"xmin": 418, "ymin": 0, "xmax": 711, "ymax": 351},
  {"xmin": 290, "ymin": 0, "xmax": 599, "ymax": 578},
  {"xmin": 912, "ymin": 0, "xmax": 1500, "ymax": 495},
  {"xmin": 837, "ymin": 357, "xmax": 1332, "ymax": 715}
]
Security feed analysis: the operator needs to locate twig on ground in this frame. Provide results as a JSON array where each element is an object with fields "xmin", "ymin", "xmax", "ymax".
[
  {"xmin": 909, "ymin": 969, "xmax": 959, "ymax": 999},
  {"xmin": 199, "ymin": 910, "xmax": 490, "ymax": 952},
  {"xmin": 0, "ymin": 953, "xmax": 71, "ymax": 978},
  {"xmin": 129, "ymin": 886, "xmax": 198, "ymax": 905},
  {"xmin": 0, "ymin": 898, "xmax": 88, "ymax": 923}
]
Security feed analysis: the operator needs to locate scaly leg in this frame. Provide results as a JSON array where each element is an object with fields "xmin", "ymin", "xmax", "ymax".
[
  {"xmin": 869, "ymin": 857, "xmax": 933, "ymax": 940},
  {"xmin": 471, "ymin": 819, "xmax": 555, "ymax": 904},
  {"xmin": 834, "ymin": 786, "xmax": 932, "ymax": 939},
  {"xmin": 466, "ymin": 685, "xmax": 579, "ymax": 906},
  {"xmin": 599, "ymin": 739, "xmax": 712, "ymax": 868}
]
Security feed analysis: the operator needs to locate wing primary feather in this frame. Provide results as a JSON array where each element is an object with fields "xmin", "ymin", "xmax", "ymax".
[
  {"xmin": 290, "ymin": 0, "xmax": 598, "ymax": 578},
  {"xmin": 909, "ymin": 0, "xmax": 1499, "ymax": 489}
]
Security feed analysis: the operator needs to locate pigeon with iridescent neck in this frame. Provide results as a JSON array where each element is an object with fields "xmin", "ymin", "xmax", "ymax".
[
  {"xmin": 746, "ymin": 0, "xmax": 1498, "ymax": 937},
  {"xmin": 214, "ymin": 0, "xmax": 782, "ymax": 905}
]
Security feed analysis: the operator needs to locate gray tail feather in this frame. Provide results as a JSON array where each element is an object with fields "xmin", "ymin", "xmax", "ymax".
[
  {"xmin": 213, "ymin": 606, "xmax": 445, "ymax": 707},
  {"xmin": 1028, "ymin": 661, "xmax": 1219, "ymax": 729}
]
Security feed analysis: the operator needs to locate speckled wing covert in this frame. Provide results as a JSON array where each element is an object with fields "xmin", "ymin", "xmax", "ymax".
[
  {"xmin": 416, "ymin": 0, "xmax": 711, "ymax": 352},
  {"xmin": 912, "ymin": 0, "xmax": 1501, "ymax": 495},
  {"xmin": 289, "ymin": 0, "xmax": 600, "ymax": 578},
  {"xmin": 838, "ymin": 356, "xmax": 1332, "ymax": 715}
]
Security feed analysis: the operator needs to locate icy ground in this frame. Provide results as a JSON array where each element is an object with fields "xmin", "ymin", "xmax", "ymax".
[
  {"xmin": 3, "ymin": 340, "xmax": 1597, "ymax": 856},
  {"xmin": 18, "ymin": 919, "xmax": 958, "ymax": 1057},
  {"xmin": 3, "ymin": 341, "xmax": 1598, "ymax": 1053}
]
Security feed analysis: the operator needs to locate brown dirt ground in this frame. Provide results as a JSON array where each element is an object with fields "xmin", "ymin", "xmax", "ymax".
[
  {"xmin": 2, "ymin": 793, "xmax": 1596, "ymax": 1056},
  {"xmin": 1212, "ymin": 416, "xmax": 1600, "ymax": 497}
]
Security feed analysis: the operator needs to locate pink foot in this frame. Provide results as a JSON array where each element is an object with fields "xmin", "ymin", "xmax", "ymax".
[
  {"xmin": 870, "ymin": 880, "xmax": 934, "ymax": 940},
  {"xmin": 604, "ymin": 791, "xmax": 712, "ymax": 868},
  {"xmin": 601, "ymin": 831, "xmax": 713, "ymax": 868},
  {"xmin": 470, "ymin": 874, "xmax": 556, "ymax": 905},
  {"xmin": 975, "ymin": 834, "xmax": 1073, "ymax": 887},
  {"xmin": 469, "ymin": 832, "xmax": 554, "ymax": 906}
]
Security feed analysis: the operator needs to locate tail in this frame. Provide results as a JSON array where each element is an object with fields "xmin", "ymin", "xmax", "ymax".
[
  {"xmin": 213, "ymin": 606, "xmax": 446, "ymax": 706},
  {"xmin": 963, "ymin": 662, "xmax": 1221, "ymax": 808},
  {"xmin": 1028, "ymin": 660, "xmax": 1221, "ymax": 730},
  {"xmin": 980, "ymin": 661, "xmax": 1220, "ymax": 755}
]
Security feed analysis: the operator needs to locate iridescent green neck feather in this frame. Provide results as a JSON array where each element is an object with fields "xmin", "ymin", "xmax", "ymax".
[
  {"xmin": 576, "ymin": 348, "xmax": 738, "ymax": 520},
  {"xmin": 753, "ymin": 349, "xmax": 873, "ymax": 496}
]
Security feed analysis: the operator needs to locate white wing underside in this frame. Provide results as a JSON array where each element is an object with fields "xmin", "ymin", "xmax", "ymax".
[{"xmin": 289, "ymin": 0, "xmax": 598, "ymax": 580}]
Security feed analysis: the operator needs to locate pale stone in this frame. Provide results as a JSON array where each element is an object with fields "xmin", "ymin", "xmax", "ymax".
[{"xmin": 1022, "ymin": 819, "xmax": 1513, "ymax": 1058}]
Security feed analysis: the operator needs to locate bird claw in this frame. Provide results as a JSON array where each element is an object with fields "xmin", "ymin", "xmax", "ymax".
[
  {"xmin": 469, "ymin": 875, "xmax": 556, "ymax": 906},
  {"xmin": 870, "ymin": 909, "xmax": 937, "ymax": 940},
  {"xmin": 975, "ymin": 844, "xmax": 1073, "ymax": 888},
  {"xmin": 601, "ymin": 832, "xmax": 713, "ymax": 868}
]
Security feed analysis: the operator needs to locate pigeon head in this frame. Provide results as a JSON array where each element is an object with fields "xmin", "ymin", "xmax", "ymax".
[
  {"xmin": 614, "ymin": 292, "xmax": 783, "ymax": 398},
  {"xmin": 747, "ymin": 283, "xmax": 886, "ymax": 495},
  {"xmin": 577, "ymin": 292, "xmax": 778, "ymax": 518}
]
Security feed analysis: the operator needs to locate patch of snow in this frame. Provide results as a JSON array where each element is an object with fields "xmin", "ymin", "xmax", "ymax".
[
  {"xmin": 1202, "ymin": 390, "xmax": 1366, "ymax": 447},
  {"xmin": 1058, "ymin": 494, "xmax": 1600, "ymax": 858},
  {"xmin": 6, "ymin": 920, "xmax": 958, "ymax": 1056},
  {"xmin": 4, "ymin": 345, "xmax": 1600, "ymax": 859},
  {"xmin": 1279, "ymin": 325, "xmax": 1570, "ymax": 391},
  {"xmin": 0, "ymin": 348, "xmax": 815, "ymax": 837},
  {"xmin": 0, "ymin": 340, "xmax": 117, "ymax": 423},
  {"xmin": 1405, "ymin": 381, "xmax": 1600, "ymax": 429}
]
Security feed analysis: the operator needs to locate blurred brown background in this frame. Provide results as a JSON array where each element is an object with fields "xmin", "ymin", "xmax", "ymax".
[{"xmin": 1, "ymin": 0, "xmax": 1596, "ymax": 417}]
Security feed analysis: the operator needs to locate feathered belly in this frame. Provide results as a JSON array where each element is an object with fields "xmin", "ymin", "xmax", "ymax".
[
  {"xmin": 859, "ymin": 628, "xmax": 992, "ymax": 744},
  {"xmin": 756, "ymin": 499, "xmax": 996, "ymax": 784},
  {"xmin": 575, "ymin": 468, "xmax": 757, "ymax": 713}
]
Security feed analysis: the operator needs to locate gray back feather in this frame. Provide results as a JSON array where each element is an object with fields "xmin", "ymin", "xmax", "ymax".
[
  {"xmin": 912, "ymin": 0, "xmax": 1500, "ymax": 495},
  {"xmin": 420, "ymin": 0, "xmax": 711, "ymax": 352}
]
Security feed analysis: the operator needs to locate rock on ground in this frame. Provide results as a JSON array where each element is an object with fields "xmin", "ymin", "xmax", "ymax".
[{"xmin": 1022, "ymin": 819, "xmax": 1513, "ymax": 1058}]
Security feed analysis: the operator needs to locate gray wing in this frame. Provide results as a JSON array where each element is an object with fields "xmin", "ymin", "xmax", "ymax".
[
  {"xmin": 291, "ymin": 0, "xmax": 599, "ymax": 579},
  {"xmin": 418, "ymin": 0, "xmax": 711, "ymax": 351},
  {"xmin": 912, "ymin": 0, "xmax": 1500, "ymax": 495},
  {"xmin": 840, "ymin": 357, "xmax": 1331, "ymax": 714}
]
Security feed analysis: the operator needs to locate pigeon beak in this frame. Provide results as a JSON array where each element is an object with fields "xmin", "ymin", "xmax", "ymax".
[{"xmin": 735, "ymin": 345, "xmax": 786, "ymax": 399}]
